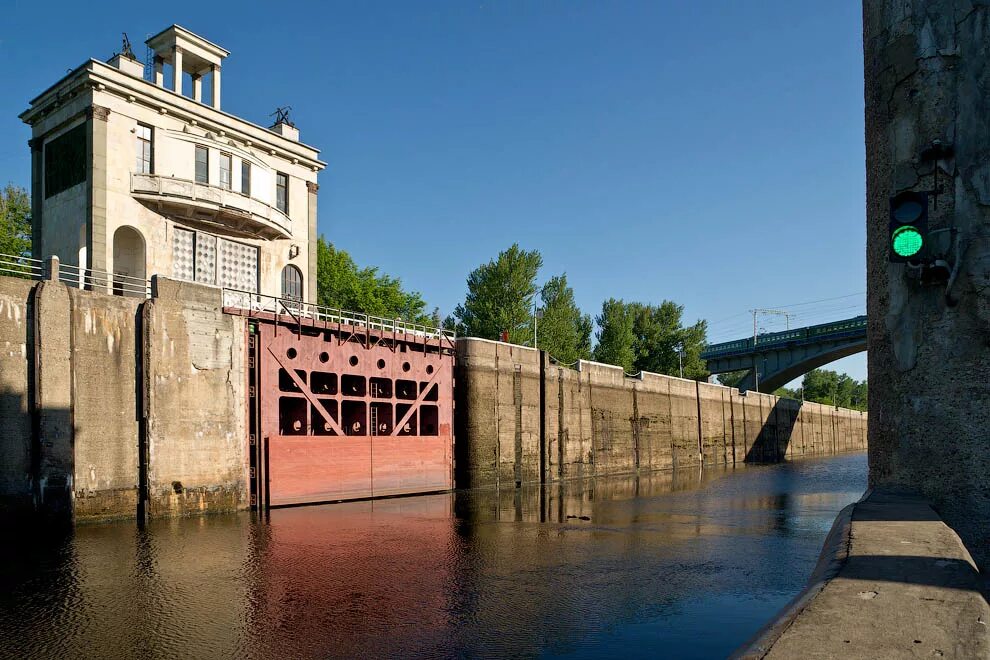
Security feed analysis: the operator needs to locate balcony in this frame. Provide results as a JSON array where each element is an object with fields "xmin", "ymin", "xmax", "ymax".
[{"xmin": 131, "ymin": 173, "xmax": 292, "ymax": 240}]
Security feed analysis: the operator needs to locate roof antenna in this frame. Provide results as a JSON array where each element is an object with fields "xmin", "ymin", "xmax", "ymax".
[
  {"xmin": 270, "ymin": 106, "xmax": 294, "ymax": 128},
  {"xmin": 121, "ymin": 33, "xmax": 136, "ymax": 59}
]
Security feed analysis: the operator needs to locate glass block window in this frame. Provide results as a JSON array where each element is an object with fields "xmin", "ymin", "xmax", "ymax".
[
  {"xmin": 241, "ymin": 160, "xmax": 251, "ymax": 196},
  {"xmin": 218, "ymin": 238, "xmax": 259, "ymax": 292},
  {"xmin": 135, "ymin": 124, "xmax": 153, "ymax": 174},
  {"xmin": 219, "ymin": 153, "xmax": 232, "ymax": 190},
  {"xmin": 195, "ymin": 233, "xmax": 217, "ymax": 284},
  {"xmin": 276, "ymin": 172, "xmax": 288, "ymax": 213},
  {"xmin": 172, "ymin": 228, "xmax": 195, "ymax": 281},
  {"xmin": 195, "ymin": 145, "xmax": 209, "ymax": 184}
]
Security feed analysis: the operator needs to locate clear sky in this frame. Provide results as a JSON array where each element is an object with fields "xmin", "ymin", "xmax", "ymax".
[{"xmin": 0, "ymin": 0, "xmax": 867, "ymax": 382}]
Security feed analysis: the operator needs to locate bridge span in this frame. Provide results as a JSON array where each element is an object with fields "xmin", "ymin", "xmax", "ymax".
[{"xmin": 701, "ymin": 316, "xmax": 866, "ymax": 393}]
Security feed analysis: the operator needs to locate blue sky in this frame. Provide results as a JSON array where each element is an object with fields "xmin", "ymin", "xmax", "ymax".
[{"xmin": 0, "ymin": 1, "xmax": 867, "ymax": 382}]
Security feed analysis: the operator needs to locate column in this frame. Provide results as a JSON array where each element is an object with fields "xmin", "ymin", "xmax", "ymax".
[
  {"xmin": 306, "ymin": 181, "xmax": 318, "ymax": 303},
  {"xmin": 192, "ymin": 74, "xmax": 202, "ymax": 102},
  {"xmin": 86, "ymin": 105, "xmax": 110, "ymax": 285},
  {"xmin": 865, "ymin": 0, "xmax": 990, "ymax": 568},
  {"xmin": 172, "ymin": 46, "xmax": 183, "ymax": 95},
  {"xmin": 28, "ymin": 138, "xmax": 43, "ymax": 260},
  {"xmin": 211, "ymin": 64, "xmax": 221, "ymax": 109},
  {"xmin": 154, "ymin": 55, "xmax": 164, "ymax": 87}
]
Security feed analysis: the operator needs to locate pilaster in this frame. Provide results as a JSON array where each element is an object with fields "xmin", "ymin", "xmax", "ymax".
[
  {"xmin": 28, "ymin": 138, "xmax": 43, "ymax": 260},
  {"xmin": 306, "ymin": 181, "xmax": 318, "ymax": 303},
  {"xmin": 86, "ymin": 104, "xmax": 110, "ymax": 281}
]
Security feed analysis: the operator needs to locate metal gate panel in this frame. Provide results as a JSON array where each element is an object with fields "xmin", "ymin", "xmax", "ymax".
[{"xmin": 251, "ymin": 315, "xmax": 454, "ymax": 507}]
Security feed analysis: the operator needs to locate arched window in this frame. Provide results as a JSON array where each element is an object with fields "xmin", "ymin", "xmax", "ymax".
[{"xmin": 281, "ymin": 265, "xmax": 303, "ymax": 301}]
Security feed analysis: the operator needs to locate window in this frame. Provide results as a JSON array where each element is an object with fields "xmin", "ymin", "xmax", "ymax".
[
  {"xmin": 195, "ymin": 145, "xmax": 209, "ymax": 184},
  {"xmin": 219, "ymin": 153, "xmax": 232, "ymax": 190},
  {"xmin": 281, "ymin": 265, "xmax": 303, "ymax": 301},
  {"xmin": 135, "ymin": 124, "xmax": 153, "ymax": 174},
  {"xmin": 44, "ymin": 124, "xmax": 87, "ymax": 198},
  {"xmin": 276, "ymin": 172, "xmax": 288, "ymax": 214},
  {"xmin": 241, "ymin": 160, "xmax": 251, "ymax": 196}
]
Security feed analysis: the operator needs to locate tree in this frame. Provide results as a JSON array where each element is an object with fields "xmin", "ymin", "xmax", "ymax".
[
  {"xmin": 717, "ymin": 370, "xmax": 748, "ymax": 387},
  {"xmin": 593, "ymin": 298, "xmax": 635, "ymax": 371},
  {"xmin": 453, "ymin": 244, "xmax": 542, "ymax": 343},
  {"xmin": 0, "ymin": 184, "xmax": 31, "ymax": 259},
  {"xmin": 316, "ymin": 237, "xmax": 431, "ymax": 324},
  {"xmin": 800, "ymin": 368, "xmax": 868, "ymax": 411},
  {"xmin": 535, "ymin": 274, "xmax": 592, "ymax": 364}
]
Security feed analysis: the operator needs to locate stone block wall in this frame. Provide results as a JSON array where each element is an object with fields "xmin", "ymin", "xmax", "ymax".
[{"xmin": 455, "ymin": 338, "xmax": 868, "ymax": 488}]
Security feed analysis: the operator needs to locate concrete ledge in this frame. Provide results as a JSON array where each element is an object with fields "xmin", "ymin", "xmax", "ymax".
[{"xmin": 738, "ymin": 489, "xmax": 989, "ymax": 659}]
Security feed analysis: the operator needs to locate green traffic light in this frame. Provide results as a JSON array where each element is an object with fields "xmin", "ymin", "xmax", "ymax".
[{"xmin": 892, "ymin": 225, "xmax": 923, "ymax": 257}]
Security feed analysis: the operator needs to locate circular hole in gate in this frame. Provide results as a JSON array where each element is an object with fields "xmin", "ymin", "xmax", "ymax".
[
  {"xmin": 426, "ymin": 365, "xmax": 434, "ymax": 375},
  {"xmin": 402, "ymin": 362, "xmax": 411, "ymax": 372},
  {"xmin": 377, "ymin": 359, "xmax": 386, "ymax": 369},
  {"xmin": 286, "ymin": 347, "xmax": 297, "ymax": 360},
  {"xmin": 319, "ymin": 352, "xmax": 330, "ymax": 363},
  {"xmin": 349, "ymin": 356, "xmax": 359, "ymax": 367}
]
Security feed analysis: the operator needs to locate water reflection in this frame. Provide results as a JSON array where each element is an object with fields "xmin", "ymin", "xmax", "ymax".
[{"xmin": 0, "ymin": 453, "xmax": 866, "ymax": 659}]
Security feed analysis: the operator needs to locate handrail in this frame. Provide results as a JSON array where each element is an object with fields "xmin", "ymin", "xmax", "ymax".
[{"xmin": 221, "ymin": 287, "xmax": 456, "ymax": 341}]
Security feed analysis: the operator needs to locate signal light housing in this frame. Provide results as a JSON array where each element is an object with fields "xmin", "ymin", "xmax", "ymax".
[{"xmin": 889, "ymin": 191, "xmax": 928, "ymax": 262}]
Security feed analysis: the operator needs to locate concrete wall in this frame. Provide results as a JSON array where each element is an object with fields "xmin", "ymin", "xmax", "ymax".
[
  {"xmin": 0, "ymin": 277, "xmax": 34, "ymax": 513},
  {"xmin": 455, "ymin": 337, "xmax": 868, "ymax": 488},
  {"xmin": 0, "ymin": 272, "xmax": 246, "ymax": 522},
  {"xmin": 864, "ymin": 1, "xmax": 990, "ymax": 569}
]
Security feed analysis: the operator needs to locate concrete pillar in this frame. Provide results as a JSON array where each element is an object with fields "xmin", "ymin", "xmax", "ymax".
[
  {"xmin": 211, "ymin": 64, "xmax": 221, "ymax": 109},
  {"xmin": 86, "ymin": 104, "xmax": 110, "ymax": 285},
  {"xmin": 154, "ymin": 55, "xmax": 164, "ymax": 87},
  {"xmin": 864, "ymin": 1, "xmax": 990, "ymax": 568},
  {"xmin": 191, "ymin": 74, "xmax": 202, "ymax": 102},
  {"xmin": 172, "ymin": 47, "xmax": 183, "ymax": 96},
  {"xmin": 33, "ymin": 281, "xmax": 73, "ymax": 519},
  {"xmin": 306, "ymin": 181, "xmax": 318, "ymax": 303}
]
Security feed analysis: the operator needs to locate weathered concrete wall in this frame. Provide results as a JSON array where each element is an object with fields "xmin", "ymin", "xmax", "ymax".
[
  {"xmin": 0, "ymin": 277, "xmax": 34, "ymax": 513},
  {"xmin": 144, "ymin": 279, "xmax": 247, "ymax": 517},
  {"xmin": 0, "ymin": 273, "xmax": 248, "ymax": 522},
  {"xmin": 455, "ymin": 338, "xmax": 868, "ymax": 488},
  {"xmin": 68, "ymin": 287, "xmax": 141, "ymax": 520},
  {"xmin": 864, "ymin": 1, "xmax": 990, "ymax": 568}
]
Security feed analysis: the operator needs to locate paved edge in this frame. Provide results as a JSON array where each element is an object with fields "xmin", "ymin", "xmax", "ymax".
[{"xmin": 729, "ymin": 489, "xmax": 870, "ymax": 660}]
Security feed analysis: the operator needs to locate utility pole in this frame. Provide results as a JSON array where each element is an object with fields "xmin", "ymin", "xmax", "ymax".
[{"xmin": 750, "ymin": 308, "xmax": 793, "ymax": 391}]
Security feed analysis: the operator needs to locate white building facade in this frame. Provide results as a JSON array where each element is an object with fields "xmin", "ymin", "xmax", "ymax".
[{"xmin": 20, "ymin": 25, "xmax": 325, "ymax": 301}]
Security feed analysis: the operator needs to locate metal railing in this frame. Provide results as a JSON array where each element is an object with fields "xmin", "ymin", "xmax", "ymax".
[
  {"xmin": 58, "ymin": 263, "xmax": 151, "ymax": 298},
  {"xmin": 222, "ymin": 288, "xmax": 455, "ymax": 341},
  {"xmin": 0, "ymin": 253, "xmax": 44, "ymax": 280}
]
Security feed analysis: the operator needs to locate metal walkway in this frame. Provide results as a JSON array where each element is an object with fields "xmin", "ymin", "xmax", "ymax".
[{"xmin": 701, "ymin": 316, "xmax": 867, "ymax": 392}]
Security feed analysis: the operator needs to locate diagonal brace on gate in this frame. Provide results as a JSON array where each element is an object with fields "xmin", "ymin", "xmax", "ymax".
[
  {"xmin": 391, "ymin": 363, "xmax": 445, "ymax": 437},
  {"xmin": 267, "ymin": 346, "xmax": 347, "ymax": 436}
]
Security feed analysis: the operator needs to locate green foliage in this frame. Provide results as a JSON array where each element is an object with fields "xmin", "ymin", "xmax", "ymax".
[
  {"xmin": 315, "ymin": 237, "xmax": 432, "ymax": 324},
  {"xmin": 716, "ymin": 370, "xmax": 748, "ymax": 387},
  {"xmin": 453, "ymin": 243, "xmax": 543, "ymax": 343},
  {"xmin": 593, "ymin": 298, "xmax": 636, "ymax": 371},
  {"xmin": 0, "ymin": 184, "xmax": 31, "ymax": 259},
  {"xmin": 627, "ymin": 300, "xmax": 709, "ymax": 379},
  {"xmin": 799, "ymin": 368, "xmax": 868, "ymax": 411},
  {"xmin": 536, "ymin": 274, "xmax": 592, "ymax": 364}
]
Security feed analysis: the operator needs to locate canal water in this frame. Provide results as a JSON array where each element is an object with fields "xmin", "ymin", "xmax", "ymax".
[{"xmin": 0, "ymin": 453, "xmax": 866, "ymax": 659}]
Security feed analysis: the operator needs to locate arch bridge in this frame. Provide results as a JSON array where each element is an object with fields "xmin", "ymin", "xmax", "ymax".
[{"xmin": 701, "ymin": 316, "xmax": 866, "ymax": 393}]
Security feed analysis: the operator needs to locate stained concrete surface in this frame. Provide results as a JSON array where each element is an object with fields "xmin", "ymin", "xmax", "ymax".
[{"xmin": 760, "ymin": 491, "xmax": 989, "ymax": 659}]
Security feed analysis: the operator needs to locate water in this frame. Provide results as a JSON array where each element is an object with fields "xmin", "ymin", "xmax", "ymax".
[{"xmin": 0, "ymin": 453, "xmax": 866, "ymax": 659}]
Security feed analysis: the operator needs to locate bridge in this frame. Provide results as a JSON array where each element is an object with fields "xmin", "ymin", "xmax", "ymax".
[{"xmin": 701, "ymin": 315, "xmax": 867, "ymax": 393}]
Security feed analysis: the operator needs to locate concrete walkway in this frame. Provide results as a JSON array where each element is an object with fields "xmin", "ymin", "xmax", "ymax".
[{"xmin": 741, "ymin": 490, "xmax": 989, "ymax": 659}]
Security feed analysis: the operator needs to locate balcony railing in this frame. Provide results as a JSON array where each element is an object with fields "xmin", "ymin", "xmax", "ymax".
[{"xmin": 131, "ymin": 173, "xmax": 292, "ymax": 239}]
